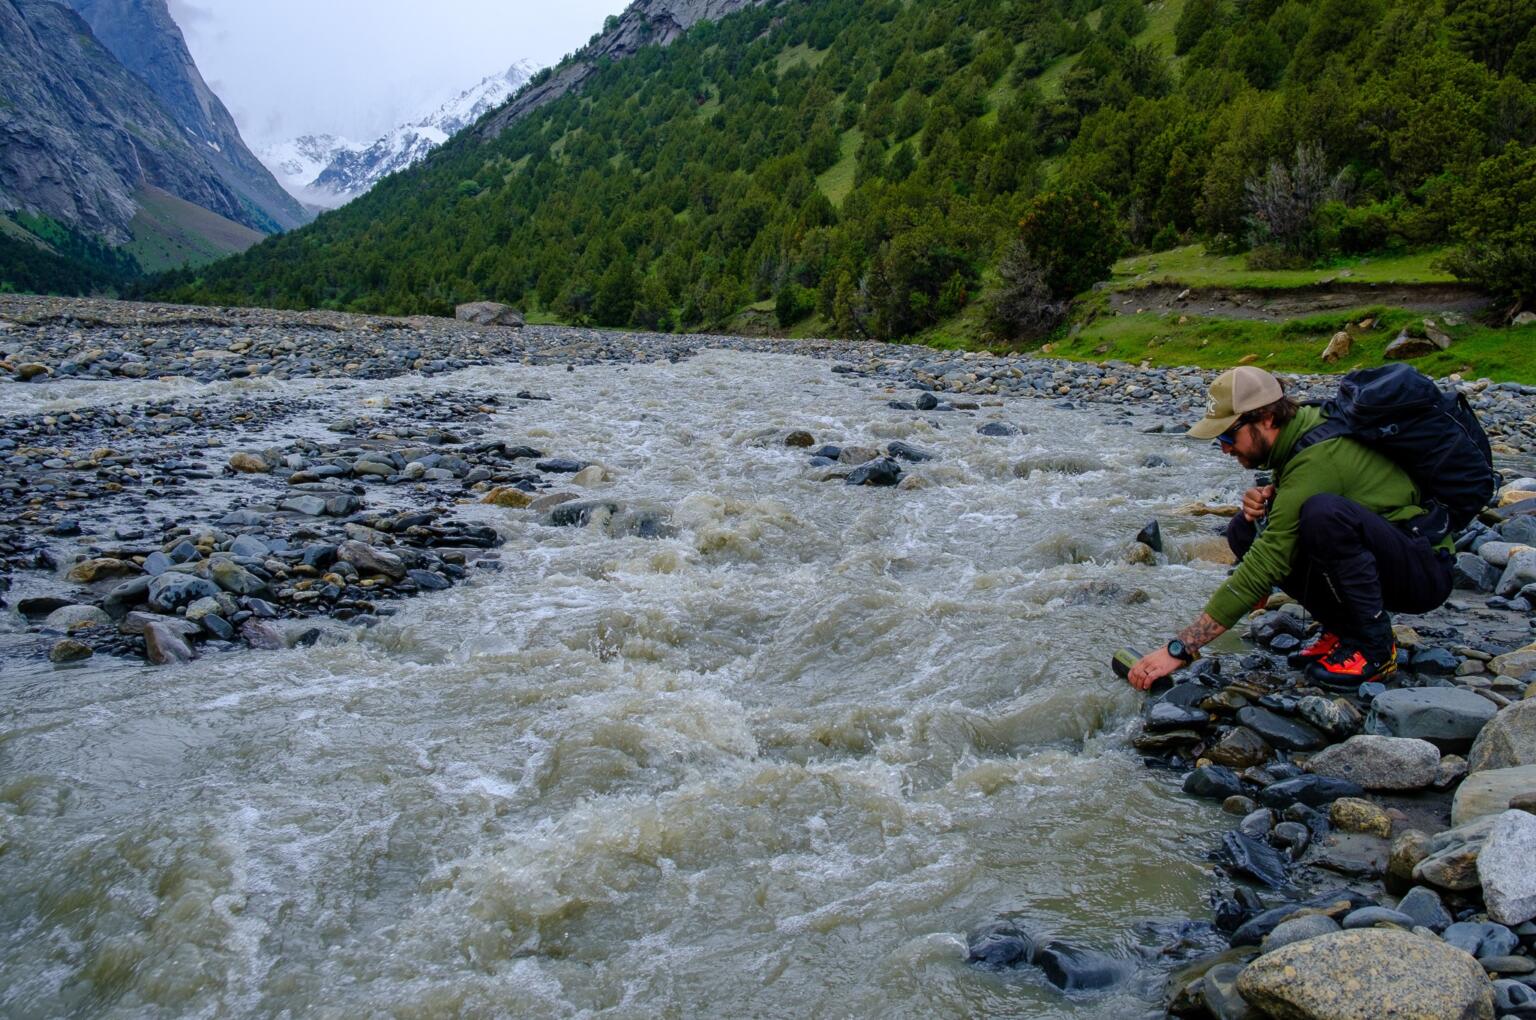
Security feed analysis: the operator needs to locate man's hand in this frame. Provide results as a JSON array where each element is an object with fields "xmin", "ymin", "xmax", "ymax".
[
  {"xmin": 1241, "ymin": 484, "xmax": 1276, "ymax": 522},
  {"xmin": 1127, "ymin": 647, "xmax": 1183, "ymax": 691}
]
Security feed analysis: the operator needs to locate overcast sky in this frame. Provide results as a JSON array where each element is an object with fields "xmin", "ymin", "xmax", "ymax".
[{"xmin": 169, "ymin": 0, "xmax": 629, "ymax": 146}]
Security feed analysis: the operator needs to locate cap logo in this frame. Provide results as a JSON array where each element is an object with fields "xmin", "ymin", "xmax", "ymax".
[{"xmin": 1206, "ymin": 395, "xmax": 1220, "ymax": 416}]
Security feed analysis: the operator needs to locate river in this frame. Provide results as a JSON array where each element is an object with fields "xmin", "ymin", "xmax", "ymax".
[{"xmin": 1, "ymin": 347, "xmax": 1256, "ymax": 1018}]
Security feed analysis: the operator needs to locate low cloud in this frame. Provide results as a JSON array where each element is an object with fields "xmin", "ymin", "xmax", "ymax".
[{"xmin": 167, "ymin": 0, "xmax": 213, "ymax": 31}]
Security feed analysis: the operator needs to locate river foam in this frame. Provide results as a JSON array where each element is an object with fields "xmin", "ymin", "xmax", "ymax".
[{"xmin": 1, "ymin": 347, "xmax": 1254, "ymax": 1017}]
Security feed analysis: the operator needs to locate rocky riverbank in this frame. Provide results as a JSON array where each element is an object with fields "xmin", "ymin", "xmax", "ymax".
[
  {"xmin": 4, "ymin": 296, "xmax": 1536, "ymax": 1017},
  {"xmin": 964, "ymin": 481, "xmax": 1536, "ymax": 1018}
]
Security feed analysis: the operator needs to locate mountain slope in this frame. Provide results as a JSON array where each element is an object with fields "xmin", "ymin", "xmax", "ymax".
[
  {"xmin": 263, "ymin": 64, "xmax": 533, "ymax": 208},
  {"xmin": 157, "ymin": 0, "xmax": 1536, "ymax": 334},
  {"xmin": 478, "ymin": 0, "xmax": 767, "ymax": 139},
  {"xmin": 61, "ymin": 0, "xmax": 309, "ymax": 233},
  {"xmin": 0, "ymin": 0, "xmax": 263, "ymax": 247}
]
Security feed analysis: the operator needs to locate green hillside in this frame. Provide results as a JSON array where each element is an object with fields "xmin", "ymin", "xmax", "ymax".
[
  {"xmin": 0, "ymin": 213, "xmax": 141, "ymax": 296},
  {"xmin": 148, "ymin": 0, "xmax": 1536, "ymax": 341},
  {"xmin": 125, "ymin": 186, "xmax": 265, "ymax": 273}
]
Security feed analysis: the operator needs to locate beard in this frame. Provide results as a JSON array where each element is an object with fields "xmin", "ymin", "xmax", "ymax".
[{"xmin": 1235, "ymin": 430, "xmax": 1273, "ymax": 469}]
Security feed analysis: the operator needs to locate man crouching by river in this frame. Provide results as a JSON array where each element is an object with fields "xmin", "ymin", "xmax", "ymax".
[{"xmin": 1127, "ymin": 366, "xmax": 1453, "ymax": 692}]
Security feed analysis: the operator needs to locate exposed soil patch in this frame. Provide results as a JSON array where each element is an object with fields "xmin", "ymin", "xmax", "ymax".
[{"xmin": 1110, "ymin": 284, "xmax": 1494, "ymax": 322}]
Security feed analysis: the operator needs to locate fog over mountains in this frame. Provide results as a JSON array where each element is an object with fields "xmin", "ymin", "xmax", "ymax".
[{"xmin": 260, "ymin": 63, "xmax": 535, "ymax": 209}]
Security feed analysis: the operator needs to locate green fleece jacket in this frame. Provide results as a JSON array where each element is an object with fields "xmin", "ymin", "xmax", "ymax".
[{"xmin": 1202, "ymin": 405, "xmax": 1446, "ymax": 628}]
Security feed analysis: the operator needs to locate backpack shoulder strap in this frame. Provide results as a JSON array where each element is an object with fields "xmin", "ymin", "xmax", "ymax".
[{"xmin": 1290, "ymin": 417, "xmax": 1351, "ymax": 457}]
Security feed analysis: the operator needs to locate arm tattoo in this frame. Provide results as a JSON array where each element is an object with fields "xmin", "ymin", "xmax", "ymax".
[{"xmin": 1176, "ymin": 613, "xmax": 1227, "ymax": 652}]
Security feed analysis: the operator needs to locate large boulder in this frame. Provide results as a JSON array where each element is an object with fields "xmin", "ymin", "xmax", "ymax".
[
  {"xmin": 1452, "ymin": 765, "xmax": 1536, "ymax": 826},
  {"xmin": 1366, "ymin": 688, "xmax": 1497, "ymax": 752},
  {"xmin": 454, "ymin": 302, "xmax": 524, "ymax": 327},
  {"xmin": 1479, "ymin": 810, "xmax": 1536, "ymax": 926},
  {"xmin": 1305, "ymin": 734, "xmax": 1440, "ymax": 790},
  {"xmin": 1468, "ymin": 699, "xmax": 1536, "ymax": 774},
  {"xmin": 1235, "ymin": 929, "xmax": 1494, "ymax": 1020}
]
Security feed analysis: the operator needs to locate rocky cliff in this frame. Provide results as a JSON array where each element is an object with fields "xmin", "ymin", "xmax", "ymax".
[
  {"xmin": 60, "ymin": 0, "xmax": 308, "ymax": 232},
  {"xmin": 477, "ymin": 0, "xmax": 769, "ymax": 140},
  {"xmin": 0, "ymin": 0, "xmax": 269, "ymax": 245}
]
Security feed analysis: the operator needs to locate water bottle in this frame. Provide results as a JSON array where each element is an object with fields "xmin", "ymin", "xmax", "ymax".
[
  {"xmin": 1111, "ymin": 647, "xmax": 1141, "ymax": 679},
  {"xmin": 1254, "ymin": 473, "xmax": 1272, "ymax": 535}
]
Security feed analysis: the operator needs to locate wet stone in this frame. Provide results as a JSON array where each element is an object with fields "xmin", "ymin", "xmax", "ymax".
[
  {"xmin": 1223, "ymin": 795, "xmax": 1258, "ymax": 816},
  {"xmin": 43, "ymin": 604, "xmax": 111, "ymax": 631},
  {"xmin": 1341, "ymin": 906, "xmax": 1415, "ymax": 930},
  {"xmin": 147, "ymin": 573, "xmax": 221, "ymax": 612},
  {"xmin": 1272, "ymin": 820, "xmax": 1312, "ymax": 857},
  {"xmin": 49, "ymin": 638, "xmax": 93, "ymax": 663},
  {"xmin": 1147, "ymin": 702, "xmax": 1208, "ymax": 731},
  {"xmin": 1185, "ymin": 765, "xmax": 1246, "ymax": 802},
  {"xmin": 547, "ymin": 499, "xmax": 621, "ymax": 527},
  {"xmin": 845, "ymin": 458, "xmax": 902, "ymax": 487},
  {"xmin": 1296, "ymin": 695, "xmax": 1363, "ymax": 740},
  {"xmin": 1262, "ymin": 914, "xmax": 1340, "ymax": 953},
  {"xmin": 406, "ymin": 569, "xmax": 451, "ymax": 592},
  {"xmin": 1239, "ymin": 808, "xmax": 1276, "ymax": 839},
  {"xmin": 1396, "ymin": 886, "xmax": 1453, "ymax": 932},
  {"xmin": 1444, "ymin": 920, "xmax": 1520, "ymax": 960},
  {"xmin": 1208, "ymin": 726, "xmax": 1273, "ymax": 769},
  {"xmin": 1238, "ymin": 706, "xmax": 1328, "ymax": 751},
  {"xmin": 143, "ymin": 621, "xmax": 195, "ymax": 664},
  {"xmin": 1258, "ymin": 775, "xmax": 1365, "ymax": 810},
  {"xmin": 201, "ymin": 613, "xmax": 235, "ymax": 641},
  {"xmin": 335, "ymin": 540, "xmax": 406, "ymax": 580},
  {"xmin": 280, "ymin": 495, "xmax": 329, "ymax": 516},
  {"xmin": 1216, "ymin": 831, "xmax": 1290, "ymax": 889},
  {"xmin": 536, "ymin": 457, "xmax": 586, "ymax": 472}
]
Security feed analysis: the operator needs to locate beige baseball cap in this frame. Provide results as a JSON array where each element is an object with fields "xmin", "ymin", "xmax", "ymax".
[{"xmin": 1187, "ymin": 366, "xmax": 1284, "ymax": 440}]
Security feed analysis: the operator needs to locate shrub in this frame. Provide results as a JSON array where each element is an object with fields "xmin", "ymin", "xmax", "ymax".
[
  {"xmin": 986, "ymin": 239, "xmax": 1066, "ymax": 341},
  {"xmin": 774, "ymin": 282, "xmax": 815, "ymax": 326},
  {"xmin": 1016, "ymin": 186, "xmax": 1124, "ymax": 298},
  {"xmin": 1244, "ymin": 142, "xmax": 1349, "ymax": 257},
  {"xmin": 1442, "ymin": 143, "xmax": 1536, "ymax": 310}
]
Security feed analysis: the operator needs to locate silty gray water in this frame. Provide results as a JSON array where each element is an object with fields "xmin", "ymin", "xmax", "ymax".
[{"xmin": 1, "ymin": 348, "xmax": 1256, "ymax": 1017}]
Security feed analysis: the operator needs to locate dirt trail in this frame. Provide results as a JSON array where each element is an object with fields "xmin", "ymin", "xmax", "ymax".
[{"xmin": 1109, "ymin": 283, "xmax": 1492, "ymax": 322}]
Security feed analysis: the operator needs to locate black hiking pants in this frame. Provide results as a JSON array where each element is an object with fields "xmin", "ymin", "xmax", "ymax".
[{"xmin": 1225, "ymin": 493, "xmax": 1453, "ymax": 635}]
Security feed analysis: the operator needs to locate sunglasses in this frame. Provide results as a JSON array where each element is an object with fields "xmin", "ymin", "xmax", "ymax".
[{"xmin": 1215, "ymin": 420, "xmax": 1249, "ymax": 447}]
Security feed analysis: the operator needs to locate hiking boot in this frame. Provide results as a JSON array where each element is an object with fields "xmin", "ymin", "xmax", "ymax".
[
  {"xmin": 1286, "ymin": 631, "xmax": 1340, "ymax": 667},
  {"xmin": 1305, "ymin": 640, "xmax": 1398, "ymax": 688}
]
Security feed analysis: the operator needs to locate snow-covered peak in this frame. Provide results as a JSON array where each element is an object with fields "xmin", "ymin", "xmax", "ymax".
[
  {"xmin": 412, "ymin": 61, "xmax": 535, "ymax": 136},
  {"xmin": 260, "ymin": 133, "xmax": 355, "ymax": 183},
  {"xmin": 259, "ymin": 61, "xmax": 534, "ymax": 209}
]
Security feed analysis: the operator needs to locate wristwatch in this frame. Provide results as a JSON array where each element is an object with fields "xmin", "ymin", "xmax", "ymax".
[{"xmin": 1166, "ymin": 639, "xmax": 1194, "ymax": 663}]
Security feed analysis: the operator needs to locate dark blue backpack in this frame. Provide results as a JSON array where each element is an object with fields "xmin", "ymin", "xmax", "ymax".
[{"xmin": 1291, "ymin": 364, "xmax": 1497, "ymax": 536}]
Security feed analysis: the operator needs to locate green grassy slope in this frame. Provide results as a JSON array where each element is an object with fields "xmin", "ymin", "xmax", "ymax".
[
  {"xmin": 147, "ymin": 0, "xmax": 1531, "ymax": 367},
  {"xmin": 1049, "ymin": 301, "xmax": 1536, "ymax": 382},
  {"xmin": 1109, "ymin": 245, "xmax": 1459, "ymax": 291},
  {"xmin": 126, "ymin": 186, "xmax": 264, "ymax": 272}
]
